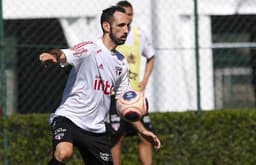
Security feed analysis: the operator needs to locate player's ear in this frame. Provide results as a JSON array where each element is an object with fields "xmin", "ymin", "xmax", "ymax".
[{"xmin": 102, "ymin": 22, "xmax": 110, "ymax": 33}]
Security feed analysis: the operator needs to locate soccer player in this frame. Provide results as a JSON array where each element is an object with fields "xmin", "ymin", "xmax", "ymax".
[
  {"xmin": 39, "ymin": 5, "xmax": 160, "ymax": 165},
  {"xmin": 107, "ymin": 1, "xmax": 156, "ymax": 165}
]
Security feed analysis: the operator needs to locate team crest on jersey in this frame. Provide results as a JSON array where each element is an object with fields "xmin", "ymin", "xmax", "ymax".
[
  {"xmin": 127, "ymin": 53, "xmax": 136, "ymax": 64},
  {"xmin": 115, "ymin": 66, "xmax": 122, "ymax": 76}
]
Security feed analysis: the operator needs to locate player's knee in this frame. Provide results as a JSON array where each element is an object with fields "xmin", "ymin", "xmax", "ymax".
[
  {"xmin": 48, "ymin": 156, "xmax": 65, "ymax": 165},
  {"xmin": 54, "ymin": 148, "xmax": 73, "ymax": 162}
]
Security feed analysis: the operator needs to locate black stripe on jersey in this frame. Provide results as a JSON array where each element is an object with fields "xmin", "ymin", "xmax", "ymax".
[{"xmin": 113, "ymin": 51, "xmax": 125, "ymax": 60}]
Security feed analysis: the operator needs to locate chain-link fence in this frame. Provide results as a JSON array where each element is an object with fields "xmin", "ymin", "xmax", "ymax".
[
  {"xmin": 1, "ymin": 0, "xmax": 256, "ymax": 115},
  {"xmin": 1, "ymin": 0, "xmax": 256, "ymax": 162}
]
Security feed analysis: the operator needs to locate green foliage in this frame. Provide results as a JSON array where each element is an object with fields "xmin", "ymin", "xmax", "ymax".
[
  {"xmin": 4, "ymin": 114, "xmax": 51, "ymax": 164},
  {"xmin": 150, "ymin": 110, "xmax": 256, "ymax": 165},
  {"xmin": 1, "ymin": 110, "xmax": 256, "ymax": 164}
]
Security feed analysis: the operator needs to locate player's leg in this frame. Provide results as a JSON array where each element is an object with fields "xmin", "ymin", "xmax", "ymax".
[
  {"xmin": 48, "ymin": 142, "xmax": 73, "ymax": 165},
  {"xmin": 77, "ymin": 130, "xmax": 113, "ymax": 165},
  {"xmin": 107, "ymin": 95, "xmax": 125, "ymax": 165},
  {"xmin": 138, "ymin": 134, "xmax": 153, "ymax": 165},
  {"xmin": 48, "ymin": 116, "xmax": 74, "ymax": 164},
  {"xmin": 111, "ymin": 135, "xmax": 125, "ymax": 165},
  {"xmin": 138, "ymin": 115, "xmax": 153, "ymax": 165}
]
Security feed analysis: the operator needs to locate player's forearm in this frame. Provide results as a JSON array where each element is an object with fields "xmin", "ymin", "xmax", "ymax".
[
  {"xmin": 143, "ymin": 56, "xmax": 155, "ymax": 83},
  {"xmin": 131, "ymin": 121, "xmax": 146, "ymax": 134}
]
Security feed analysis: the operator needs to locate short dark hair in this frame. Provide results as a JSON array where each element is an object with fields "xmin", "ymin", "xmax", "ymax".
[
  {"xmin": 116, "ymin": 1, "xmax": 133, "ymax": 9},
  {"xmin": 100, "ymin": 5, "xmax": 126, "ymax": 26}
]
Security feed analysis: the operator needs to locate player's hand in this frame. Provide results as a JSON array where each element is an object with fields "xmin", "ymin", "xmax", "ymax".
[
  {"xmin": 139, "ymin": 80, "xmax": 147, "ymax": 92},
  {"xmin": 139, "ymin": 129, "xmax": 161, "ymax": 152},
  {"xmin": 132, "ymin": 121, "xmax": 161, "ymax": 151},
  {"xmin": 39, "ymin": 53, "xmax": 58, "ymax": 64}
]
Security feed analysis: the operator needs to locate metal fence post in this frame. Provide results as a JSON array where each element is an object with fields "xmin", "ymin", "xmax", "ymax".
[
  {"xmin": 194, "ymin": 0, "xmax": 201, "ymax": 112},
  {"xmin": 0, "ymin": 0, "xmax": 8, "ymax": 164}
]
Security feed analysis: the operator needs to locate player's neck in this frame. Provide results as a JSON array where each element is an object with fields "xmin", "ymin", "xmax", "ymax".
[{"xmin": 102, "ymin": 35, "xmax": 117, "ymax": 52}]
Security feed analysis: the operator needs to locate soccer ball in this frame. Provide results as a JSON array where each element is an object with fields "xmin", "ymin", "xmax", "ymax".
[{"xmin": 116, "ymin": 90, "xmax": 148, "ymax": 122}]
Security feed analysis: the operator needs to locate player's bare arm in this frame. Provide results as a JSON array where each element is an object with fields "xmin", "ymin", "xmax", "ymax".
[
  {"xmin": 39, "ymin": 49, "xmax": 66, "ymax": 64},
  {"xmin": 139, "ymin": 56, "xmax": 155, "ymax": 91},
  {"xmin": 131, "ymin": 121, "xmax": 161, "ymax": 152}
]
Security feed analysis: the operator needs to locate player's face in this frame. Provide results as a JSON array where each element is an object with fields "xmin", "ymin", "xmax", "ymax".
[
  {"xmin": 109, "ymin": 11, "xmax": 129, "ymax": 45},
  {"xmin": 123, "ymin": 6, "xmax": 133, "ymax": 24}
]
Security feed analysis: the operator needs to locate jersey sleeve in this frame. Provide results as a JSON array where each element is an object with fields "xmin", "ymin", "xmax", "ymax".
[
  {"xmin": 60, "ymin": 41, "xmax": 95, "ymax": 67},
  {"xmin": 115, "ymin": 59, "xmax": 131, "ymax": 99},
  {"xmin": 139, "ymin": 28, "xmax": 155, "ymax": 59}
]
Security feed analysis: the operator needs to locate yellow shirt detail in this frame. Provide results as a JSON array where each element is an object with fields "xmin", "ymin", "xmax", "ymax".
[{"xmin": 117, "ymin": 27, "xmax": 140, "ymax": 91}]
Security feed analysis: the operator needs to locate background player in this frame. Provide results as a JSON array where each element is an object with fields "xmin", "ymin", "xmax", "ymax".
[
  {"xmin": 108, "ymin": 1, "xmax": 156, "ymax": 165},
  {"xmin": 39, "ymin": 5, "xmax": 160, "ymax": 165}
]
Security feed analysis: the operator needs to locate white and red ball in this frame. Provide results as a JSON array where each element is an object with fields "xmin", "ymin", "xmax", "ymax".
[{"xmin": 116, "ymin": 90, "xmax": 148, "ymax": 122}]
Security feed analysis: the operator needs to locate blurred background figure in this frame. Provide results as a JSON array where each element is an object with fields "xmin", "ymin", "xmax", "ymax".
[{"xmin": 107, "ymin": 1, "xmax": 156, "ymax": 165}]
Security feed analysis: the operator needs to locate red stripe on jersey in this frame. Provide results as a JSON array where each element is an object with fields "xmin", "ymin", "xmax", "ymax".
[{"xmin": 71, "ymin": 41, "xmax": 93, "ymax": 50}]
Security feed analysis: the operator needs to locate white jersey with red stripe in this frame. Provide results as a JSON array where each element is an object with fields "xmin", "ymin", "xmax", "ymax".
[{"xmin": 53, "ymin": 38, "xmax": 130, "ymax": 133}]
